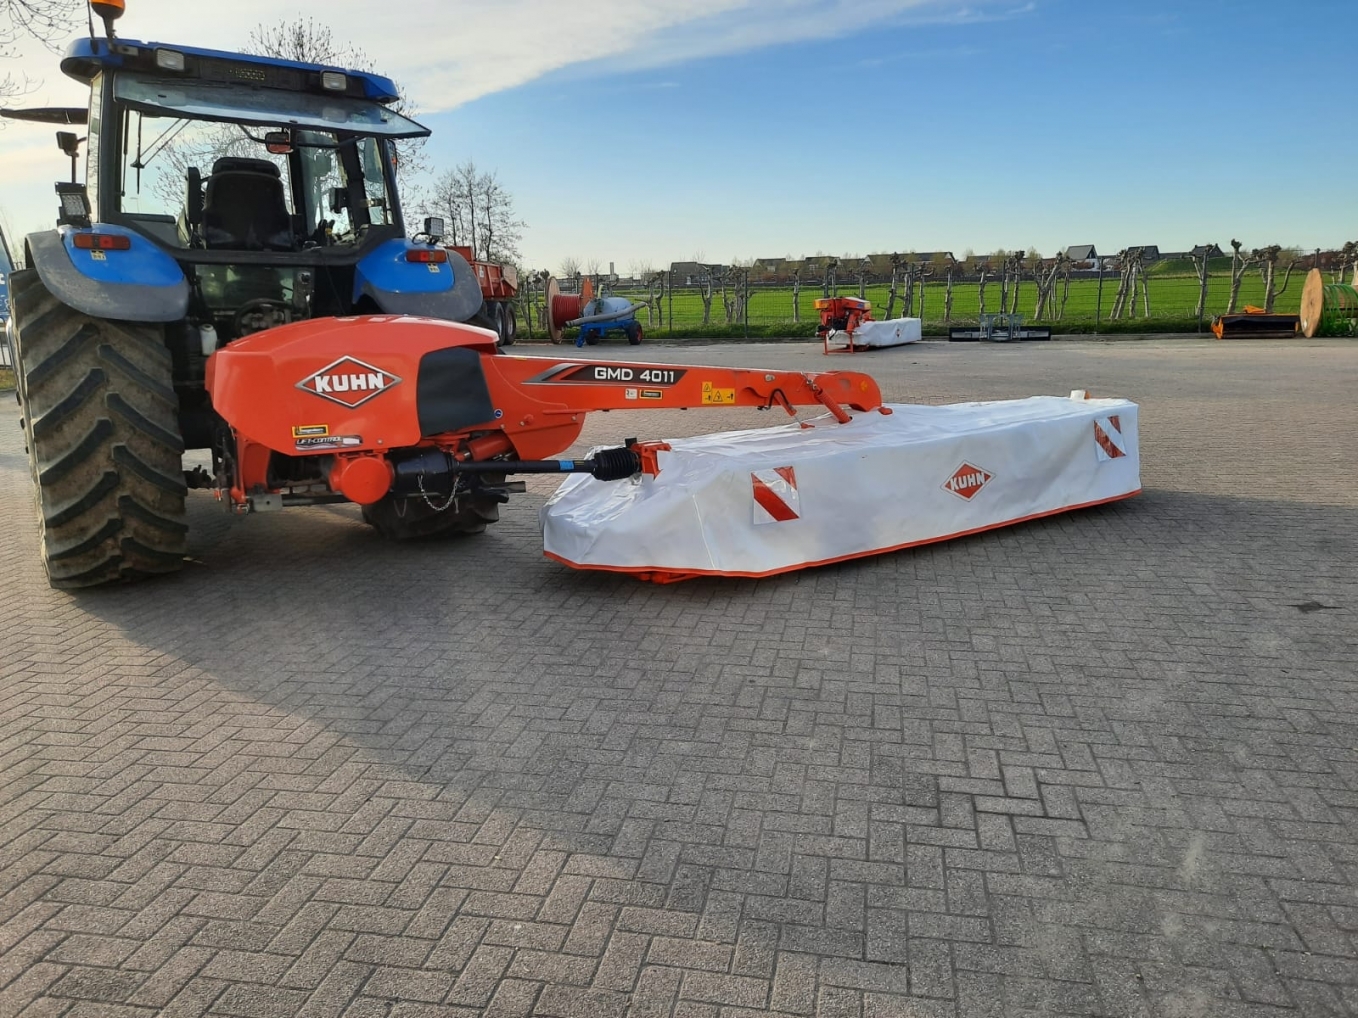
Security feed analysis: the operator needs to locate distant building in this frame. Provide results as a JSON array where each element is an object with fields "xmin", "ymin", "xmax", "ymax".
[
  {"xmin": 1065, "ymin": 244, "xmax": 1100, "ymax": 269},
  {"xmin": 669, "ymin": 261, "xmax": 727, "ymax": 286}
]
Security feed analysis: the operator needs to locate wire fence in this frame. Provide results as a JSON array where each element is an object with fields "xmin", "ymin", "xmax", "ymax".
[{"xmin": 517, "ymin": 260, "xmax": 1336, "ymax": 339}]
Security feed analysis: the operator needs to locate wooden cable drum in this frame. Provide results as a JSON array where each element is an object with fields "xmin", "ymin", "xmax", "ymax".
[{"xmin": 1299, "ymin": 267, "xmax": 1358, "ymax": 337}]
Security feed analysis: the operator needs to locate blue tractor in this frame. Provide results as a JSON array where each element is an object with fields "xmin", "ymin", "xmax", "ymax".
[{"xmin": 4, "ymin": 2, "xmax": 500, "ymax": 587}]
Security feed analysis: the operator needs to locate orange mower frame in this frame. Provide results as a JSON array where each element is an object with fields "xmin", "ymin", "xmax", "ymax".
[{"xmin": 205, "ymin": 315, "xmax": 887, "ymax": 514}]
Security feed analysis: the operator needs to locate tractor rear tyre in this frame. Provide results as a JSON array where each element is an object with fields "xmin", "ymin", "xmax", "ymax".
[
  {"xmin": 361, "ymin": 481, "xmax": 502, "ymax": 540},
  {"xmin": 11, "ymin": 270, "xmax": 187, "ymax": 588},
  {"xmin": 501, "ymin": 304, "xmax": 517, "ymax": 346}
]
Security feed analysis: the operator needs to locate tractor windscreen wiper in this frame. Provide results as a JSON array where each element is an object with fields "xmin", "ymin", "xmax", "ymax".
[{"xmin": 113, "ymin": 73, "xmax": 431, "ymax": 139}]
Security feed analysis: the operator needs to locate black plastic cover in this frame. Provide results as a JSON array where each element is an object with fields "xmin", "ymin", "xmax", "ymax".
[{"xmin": 416, "ymin": 346, "xmax": 496, "ymax": 437}]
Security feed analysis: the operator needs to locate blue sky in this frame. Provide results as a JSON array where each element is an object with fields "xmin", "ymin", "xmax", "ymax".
[
  {"xmin": 1, "ymin": 0, "xmax": 1352, "ymax": 272},
  {"xmin": 420, "ymin": 0, "xmax": 1353, "ymax": 272}
]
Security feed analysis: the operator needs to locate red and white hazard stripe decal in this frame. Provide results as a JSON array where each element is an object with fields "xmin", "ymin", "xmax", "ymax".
[
  {"xmin": 1093, "ymin": 415, "xmax": 1126, "ymax": 461},
  {"xmin": 751, "ymin": 466, "xmax": 800, "ymax": 524}
]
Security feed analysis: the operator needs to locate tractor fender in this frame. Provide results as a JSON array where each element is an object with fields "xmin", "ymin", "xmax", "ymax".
[
  {"xmin": 25, "ymin": 226, "xmax": 189, "ymax": 323},
  {"xmin": 353, "ymin": 239, "xmax": 483, "ymax": 322}
]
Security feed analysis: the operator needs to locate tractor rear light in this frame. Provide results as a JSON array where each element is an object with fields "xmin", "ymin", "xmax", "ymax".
[
  {"xmin": 73, "ymin": 232, "xmax": 132, "ymax": 251},
  {"xmin": 406, "ymin": 248, "xmax": 448, "ymax": 264},
  {"xmin": 320, "ymin": 72, "xmax": 348, "ymax": 92},
  {"xmin": 155, "ymin": 48, "xmax": 186, "ymax": 72}
]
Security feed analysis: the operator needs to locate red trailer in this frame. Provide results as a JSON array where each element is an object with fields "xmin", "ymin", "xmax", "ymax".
[{"xmin": 449, "ymin": 246, "xmax": 519, "ymax": 346}]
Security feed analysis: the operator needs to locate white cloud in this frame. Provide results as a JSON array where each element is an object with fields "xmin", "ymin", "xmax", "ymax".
[{"xmin": 0, "ymin": 0, "xmax": 1002, "ymax": 245}]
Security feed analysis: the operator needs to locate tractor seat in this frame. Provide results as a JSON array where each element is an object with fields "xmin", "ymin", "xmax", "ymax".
[{"xmin": 202, "ymin": 157, "xmax": 296, "ymax": 252}]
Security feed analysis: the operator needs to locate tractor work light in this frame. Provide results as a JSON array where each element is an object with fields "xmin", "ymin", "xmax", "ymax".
[
  {"xmin": 320, "ymin": 72, "xmax": 348, "ymax": 92},
  {"xmin": 406, "ymin": 248, "xmax": 448, "ymax": 264},
  {"xmin": 155, "ymin": 48, "xmax": 186, "ymax": 72},
  {"xmin": 72, "ymin": 232, "xmax": 132, "ymax": 251}
]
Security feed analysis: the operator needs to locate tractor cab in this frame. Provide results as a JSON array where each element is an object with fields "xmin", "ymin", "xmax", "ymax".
[{"xmin": 48, "ymin": 35, "xmax": 441, "ymax": 325}]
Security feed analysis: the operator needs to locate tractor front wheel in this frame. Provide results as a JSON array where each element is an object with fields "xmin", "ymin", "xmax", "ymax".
[{"xmin": 11, "ymin": 270, "xmax": 187, "ymax": 588}]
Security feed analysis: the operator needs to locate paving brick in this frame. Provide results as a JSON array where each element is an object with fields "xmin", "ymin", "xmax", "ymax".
[{"xmin": 2, "ymin": 342, "xmax": 1358, "ymax": 1018}]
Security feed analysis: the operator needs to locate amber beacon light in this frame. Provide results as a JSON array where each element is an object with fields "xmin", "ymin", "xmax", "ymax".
[{"xmin": 90, "ymin": 0, "xmax": 125, "ymax": 39}]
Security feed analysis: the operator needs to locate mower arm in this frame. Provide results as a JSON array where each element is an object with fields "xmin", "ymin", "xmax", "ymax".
[
  {"xmin": 466, "ymin": 355, "xmax": 888, "ymax": 463},
  {"xmin": 485, "ymin": 355, "xmax": 882, "ymax": 418}
]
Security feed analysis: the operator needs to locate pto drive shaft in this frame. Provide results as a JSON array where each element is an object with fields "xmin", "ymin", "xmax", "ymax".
[{"xmin": 391, "ymin": 445, "xmax": 643, "ymax": 495}]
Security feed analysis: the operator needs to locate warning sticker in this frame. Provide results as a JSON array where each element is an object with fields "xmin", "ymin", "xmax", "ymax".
[
  {"xmin": 624, "ymin": 388, "xmax": 638, "ymax": 400},
  {"xmin": 701, "ymin": 382, "xmax": 736, "ymax": 405},
  {"xmin": 1093, "ymin": 416, "xmax": 1126, "ymax": 461},
  {"xmin": 752, "ymin": 467, "xmax": 800, "ymax": 524},
  {"xmin": 292, "ymin": 424, "xmax": 330, "ymax": 438}
]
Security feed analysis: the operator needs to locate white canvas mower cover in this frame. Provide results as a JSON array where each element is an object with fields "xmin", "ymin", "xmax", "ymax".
[
  {"xmin": 542, "ymin": 393, "xmax": 1140, "ymax": 582},
  {"xmin": 825, "ymin": 317, "xmax": 923, "ymax": 351}
]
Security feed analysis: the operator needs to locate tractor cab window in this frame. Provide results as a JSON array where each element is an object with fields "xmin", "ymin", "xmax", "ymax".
[{"xmin": 109, "ymin": 72, "xmax": 417, "ymax": 251}]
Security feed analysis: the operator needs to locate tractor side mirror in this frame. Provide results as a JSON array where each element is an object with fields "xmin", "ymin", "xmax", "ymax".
[
  {"xmin": 423, "ymin": 217, "xmax": 444, "ymax": 243},
  {"xmin": 186, "ymin": 166, "xmax": 203, "ymax": 227},
  {"xmin": 264, "ymin": 130, "xmax": 292, "ymax": 155},
  {"xmin": 328, "ymin": 187, "xmax": 349, "ymax": 215}
]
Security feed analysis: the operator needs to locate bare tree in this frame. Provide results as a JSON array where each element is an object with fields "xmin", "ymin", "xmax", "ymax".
[
  {"xmin": 0, "ymin": 0, "xmax": 83, "ymax": 105},
  {"xmin": 646, "ymin": 270, "xmax": 665, "ymax": 327},
  {"xmin": 1188, "ymin": 245, "xmax": 1212, "ymax": 322},
  {"xmin": 977, "ymin": 258, "xmax": 989, "ymax": 318},
  {"xmin": 247, "ymin": 18, "xmax": 427, "ymax": 189},
  {"xmin": 917, "ymin": 260, "xmax": 933, "ymax": 320},
  {"xmin": 725, "ymin": 267, "xmax": 749, "ymax": 324},
  {"xmin": 943, "ymin": 256, "xmax": 957, "ymax": 323},
  {"xmin": 902, "ymin": 259, "xmax": 917, "ymax": 318},
  {"xmin": 1109, "ymin": 249, "xmax": 1136, "ymax": 320},
  {"xmin": 472, "ymin": 171, "xmax": 523, "ymax": 263},
  {"xmin": 1032, "ymin": 254, "xmax": 1067, "ymax": 321},
  {"xmin": 994, "ymin": 250, "xmax": 1010, "ymax": 315},
  {"xmin": 1057, "ymin": 256, "xmax": 1073, "ymax": 320},
  {"xmin": 1007, "ymin": 252, "xmax": 1027, "ymax": 315},
  {"xmin": 1226, "ymin": 240, "xmax": 1254, "ymax": 314},
  {"xmin": 1253, "ymin": 245, "xmax": 1296, "ymax": 312},
  {"xmin": 1335, "ymin": 241, "xmax": 1357, "ymax": 284},
  {"xmin": 559, "ymin": 256, "xmax": 581, "ymax": 278},
  {"xmin": 790, "ymin": 265, "xmax": 802, "ymax": 323},
  {"xmin": 885, "ymin": 254, "xmax": 902, "ymax": 319},
  {"xmin": 697, "ymin": 265, "xmax": 716, "ymax": 325}
]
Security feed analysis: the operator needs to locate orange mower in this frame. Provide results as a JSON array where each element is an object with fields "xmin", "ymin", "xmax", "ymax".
[{"xmin": 205, "ymin": 315, "xmax": 886, "ymax": 539}]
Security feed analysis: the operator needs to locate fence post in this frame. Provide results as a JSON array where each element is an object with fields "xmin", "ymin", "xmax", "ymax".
[
  {"xmin": 1095, "ymin": 262, "xmax": 1104, "ymax": 329},
  {"xmin": 667, "ymin": 272, "xmax": 673, "ymax": 336},
  {"xmin": 743, "ymin": 271, "xmax": 749, "ymax": 339},
  {"xmin": 1197, "ymin": 269, "xmax": 1206, "ymax": 334}
]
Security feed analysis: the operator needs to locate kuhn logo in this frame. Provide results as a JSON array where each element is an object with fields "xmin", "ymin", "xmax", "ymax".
[
  {"xmin": 944, "ymin": 462, "xmax": 993, "ymax": 500},
  {"xmin": 297, "ymin": 357, "xmax": 401, "ymax": 408}
]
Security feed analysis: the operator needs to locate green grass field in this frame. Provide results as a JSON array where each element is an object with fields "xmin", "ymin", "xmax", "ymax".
[{"xmin": 570, "ymin": 269, "xmax": 1304, "ymax": 335}]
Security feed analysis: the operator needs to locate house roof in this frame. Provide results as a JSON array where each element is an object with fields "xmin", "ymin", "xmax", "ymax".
[
  {"xmin": 669, "ymin": 261, "xmax": 726, "ymax": 277},
  {"xmin": 1066, "ymin": 245, "xmax": 1098, "ymax": 260}
]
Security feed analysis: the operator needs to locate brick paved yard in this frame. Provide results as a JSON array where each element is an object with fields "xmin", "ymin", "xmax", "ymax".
[{"xmin": 2, "ymin": 338, "xmax": 1357, "ymax": 1018}]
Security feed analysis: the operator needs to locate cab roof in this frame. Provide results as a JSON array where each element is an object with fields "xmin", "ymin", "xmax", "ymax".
[{"xmin": 61, "ymin": 37, "xmax": 402, "ymax": 104}]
